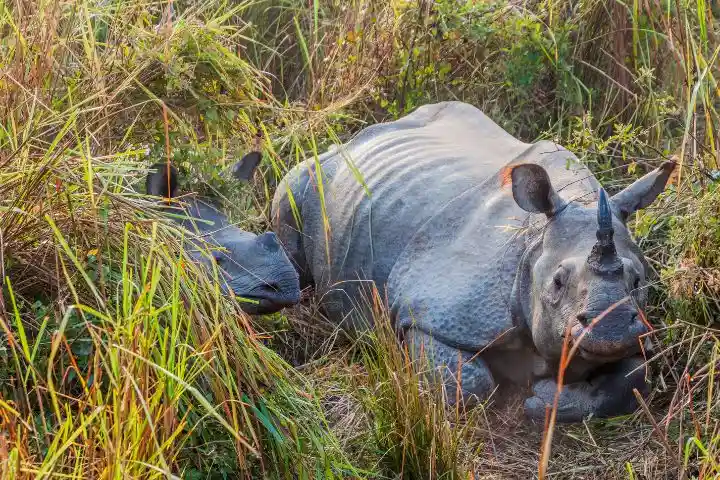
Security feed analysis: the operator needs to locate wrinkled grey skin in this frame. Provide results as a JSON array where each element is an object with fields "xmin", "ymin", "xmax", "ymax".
[
  {"xmin": 238, "ymin": 102, "xmax": 674, "ymax": 422},
  {"xmin": 146, "ymin": 159, "xmax": 300, "ymax": 315}
]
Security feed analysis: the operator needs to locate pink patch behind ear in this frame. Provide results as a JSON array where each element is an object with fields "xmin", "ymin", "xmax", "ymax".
[{"xmin": 500, "ymin": 166, "xmax": 514, "ymax": 187}]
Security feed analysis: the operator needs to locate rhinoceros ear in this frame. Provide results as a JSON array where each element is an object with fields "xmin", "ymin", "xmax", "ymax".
[
  {"xmin": 506, "ymin": 163, "xmax": 565, "ymax": 217},
  {"xmin": 231, "ymin": 151, "xmax": 263, "ymax": 181},
  {"xmin": 611, "ymin": 160, "xmax": 676, "ymax": 221},
  {"xmin": 146, "ymin": 163, "xmax": 178, "ymax": 198}
]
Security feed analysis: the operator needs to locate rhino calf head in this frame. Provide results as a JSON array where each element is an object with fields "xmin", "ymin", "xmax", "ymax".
[
  {"xmin": 146, "ymin": 158, "xmax": 300, "ymax": 314},
  {"xmin": 510, "ymin": 161, "xmax": 675, "ymax": 364}
]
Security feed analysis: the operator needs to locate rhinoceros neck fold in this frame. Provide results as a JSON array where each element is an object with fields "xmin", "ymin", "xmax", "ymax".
[{"xmin": 510, "ymin": 223, "xmax": 545, "ymax": 333}]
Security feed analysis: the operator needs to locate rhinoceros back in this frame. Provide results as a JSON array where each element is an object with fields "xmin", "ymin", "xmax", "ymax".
[{"xmin": 274, "ymin": 102, "xmax": 596, "ymax": 338}]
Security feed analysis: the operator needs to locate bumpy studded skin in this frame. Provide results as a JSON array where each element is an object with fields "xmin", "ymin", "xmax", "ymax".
[{"xmin": 270, "ymin": 102, "xmax": 662, "ymax": 422}]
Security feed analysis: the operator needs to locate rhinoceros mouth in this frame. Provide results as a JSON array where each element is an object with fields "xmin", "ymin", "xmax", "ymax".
[
  {"xmin": 233, "ymin": 286, "xmax": 301, "ymax": 314},
  {"xmin": 222, "ymin": 275, "xmax": 301, "ymax": 314},
  {"xmin": 236, "ymin": 295, "xmax": 295, "ymax": 314},
  {"xmin": 575, "ymin": 344, "xmax": 630, "ymax": 363},
  {"xmin": 569, "ymin": 323, "xmax": 640, "ymax": 363}
]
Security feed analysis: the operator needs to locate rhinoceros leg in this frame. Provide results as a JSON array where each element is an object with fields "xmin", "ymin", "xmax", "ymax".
[
  {"xmin": 405, "ymin": 328, "xmax": 496, "ymax": 406},
  {"xmin": 524, "ymin": 355, "xmax": 649, "ymax": 423}
]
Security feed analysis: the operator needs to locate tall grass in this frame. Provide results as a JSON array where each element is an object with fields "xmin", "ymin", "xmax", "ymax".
[
  {"xmin": 354, "ymin": 290, "xmax": 481, "ymax": 479},
  {"xmin": 0, "ymin": 0, "xmax": 356, "ymax": 477}
]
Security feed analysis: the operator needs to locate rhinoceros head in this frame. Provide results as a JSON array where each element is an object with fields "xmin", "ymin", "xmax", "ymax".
[
  {"xmin": 509, "ymin": 161, "xmax": 675, "ymax": 363},
  {"xmin": 146, "ymin": 158, "xmax": 300, "ymax": 314}
]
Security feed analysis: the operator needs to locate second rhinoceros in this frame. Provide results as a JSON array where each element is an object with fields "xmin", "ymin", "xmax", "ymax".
[
  {"xmin": 239, "ymin": 102, "xmax": 674, "ymax": 422},
  {"xmin": 146, "ymin": 158, "xmax": 300, "ymax": 315}
]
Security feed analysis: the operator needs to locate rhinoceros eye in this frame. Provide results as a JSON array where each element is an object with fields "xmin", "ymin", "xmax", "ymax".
[
  {"xmin": 633, "ymin": 277, "xmax": 640, "ymax": 290},
  {"xmin": 544, "ymin": 268, "xmax": 567, "ymax": 306}
]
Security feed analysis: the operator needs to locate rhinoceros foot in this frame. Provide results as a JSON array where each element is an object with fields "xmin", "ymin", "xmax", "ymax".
[
  {"xmin": 524, "ymin": 356, "xmax": 650, "ymax": 423},
  {"xmin": 405, "ymin": 328, "xmax": 496, "ymax": 407}
]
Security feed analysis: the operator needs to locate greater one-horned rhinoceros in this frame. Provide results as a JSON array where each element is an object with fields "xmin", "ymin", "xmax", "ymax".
[
  {"xmin": 239, "ymin": 102, "xmax": 675, "ymax": 422},
  {"xmin": 146, "ymin": 158, "xmax": 300, "ymax": 314}
]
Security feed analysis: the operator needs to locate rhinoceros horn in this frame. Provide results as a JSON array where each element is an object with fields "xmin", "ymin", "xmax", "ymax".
[{"xmin": 587, "ymin": 188, "xmax": 624, "ymax": 275}]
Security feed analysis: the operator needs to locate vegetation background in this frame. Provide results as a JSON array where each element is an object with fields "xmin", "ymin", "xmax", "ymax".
[{"xmin": 0, "ymin": 0, "xmax": 718, "ymax": 478}]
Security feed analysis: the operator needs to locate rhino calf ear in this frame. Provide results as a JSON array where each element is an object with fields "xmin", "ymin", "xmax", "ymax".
[
  {"xmin": 611, "ymin": 160, "xmax": 676, "ymax": 221},
  {"xmin": 506, "ymin": 164, "xmax": 565, "ymax": 217},
  {"xmin": 232, "ymin": 151, "xmax": 263, "ymax": 181},
  {"xmin": 146, "ymin": 163, "xmax": 178, "ymax": 198}
]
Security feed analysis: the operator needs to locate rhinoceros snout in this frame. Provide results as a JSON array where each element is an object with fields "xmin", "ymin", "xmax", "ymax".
[
  {"xmin": 570, "ymin": 312, "xmax": 647, "ymax": 362},
  {"xmin": 576, "ymin": 310, "xmax": 638, "ymax": 327}
]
